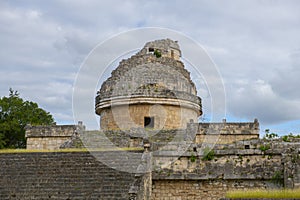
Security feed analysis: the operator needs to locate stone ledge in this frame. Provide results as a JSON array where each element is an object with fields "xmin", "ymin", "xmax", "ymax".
[
  {"xmin": 96, "ymin": 94, "xmax": 201, "ymax": 114},
  {"xmin": 25, "ymin": 124, "xmax": 76, "ymax": 137}
]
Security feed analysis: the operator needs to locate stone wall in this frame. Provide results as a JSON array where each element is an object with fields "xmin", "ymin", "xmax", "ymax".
[
  {"xmin": 70, "ymin": 120, "xmax": 260, "ymax": 148},
  {"xmin": 56, "ymin": 119, "xmax": 260, "ymax": 150},
  {"xmin": 26, "ymin": 136, "xmax": 72, "ymax": 150},
  {"xmin": 25, "ymin": 124, "xmax": 78, "ymax": 150},
  {"xmin": 190, "ymin": 119, "xmax": 260, "ymax": 144},
  {"xmin": 152, "ymin": 180, "xmax": 269, "ymax": 200},
  {"xmin": 151, "ymin": 138, "xmax": 300, "ymax": 200},
  {"xmin": 153, "ymin": 154, "xmax": 284, "ymax": 180},
  {"xmin": 100, "ymin": 104, "xmax": 198, "ymax": 130}
]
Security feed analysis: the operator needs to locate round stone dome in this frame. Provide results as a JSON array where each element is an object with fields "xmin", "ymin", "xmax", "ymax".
[{"xmin": 95, "ymin": 39, "xmax": 202, "ymax": 130}]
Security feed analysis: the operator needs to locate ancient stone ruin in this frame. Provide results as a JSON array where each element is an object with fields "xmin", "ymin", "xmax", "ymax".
[{"xmin": 2, "ymin": 39, "xmax": 299, "ymax": 200}]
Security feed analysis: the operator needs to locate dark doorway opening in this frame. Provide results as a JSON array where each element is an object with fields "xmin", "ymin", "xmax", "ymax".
[{"xmin": 144, "ymin": 117, "xmax": 154, "ymax": 128}]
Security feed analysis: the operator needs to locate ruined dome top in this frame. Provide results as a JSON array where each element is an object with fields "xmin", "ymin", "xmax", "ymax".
[
  {"xmin": 95, "ymin": 39, "xmax": 202, "ymax": 115},
  {"xmin": 135, "ymin": 38, "xmax": 181, "ymax": 59},
  {"xmin": 145, "ymin": 38, "xmax": 180, "ymax": 50}
]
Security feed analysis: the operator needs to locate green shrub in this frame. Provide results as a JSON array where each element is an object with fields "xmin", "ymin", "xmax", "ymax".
[
  {"xmin": 271, "ymin": 171, "xmax": 284, "ymax": 186},
  {"xmin": 190, "ymin": 154, "xmax": 196, "ymax": 162},
  {"xmin": 292, "ymin": 154, "xmax": 300, "ymax": 163},
  {"xmin": 154, "ymin": 49, "xmax": 162, "ymax": 58},
  {"xmin": 259, "ymin": 144, "xmax": 270, "ymax": 152},
  {"xmin": 202, "ymin": 148, "xmax": 215, "ymax": 161},
  {"xmin": 282, "ymin": 135, "xmax": 290, "ymax": 142}
]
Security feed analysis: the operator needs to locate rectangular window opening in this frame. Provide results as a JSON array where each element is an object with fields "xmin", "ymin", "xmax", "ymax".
[
  {"xmin": 144, "ymin": 117, "xmax": 154, "ymax": 128},
  {"xmin": 171, "ymin": 50, "xmax": 174, "ymax": 58}
]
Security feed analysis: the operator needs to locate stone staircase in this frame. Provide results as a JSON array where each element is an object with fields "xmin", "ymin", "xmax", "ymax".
[{"xmin": 0, "ymin": 150, "xmax": 143, "ymax": 200}]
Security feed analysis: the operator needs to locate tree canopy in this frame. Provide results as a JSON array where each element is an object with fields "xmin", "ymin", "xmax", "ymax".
[{"xmin": 0, "ymin": 89, "xmax": 54, "ymax": 148}]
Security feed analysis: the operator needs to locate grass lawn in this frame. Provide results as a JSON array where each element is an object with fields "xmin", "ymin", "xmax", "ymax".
[{"xmin": 226, "ymin": 188, "xmax": 300, "ymax": 199}]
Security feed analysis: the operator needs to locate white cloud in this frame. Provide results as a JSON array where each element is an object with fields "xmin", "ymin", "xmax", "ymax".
[
  {"xmin": 227, "ymin": 79, "xmax": 300, "ymax": 124},
  {"xmin": 0, "ymin": 0, "xmax": 300, "ymax": 133}
]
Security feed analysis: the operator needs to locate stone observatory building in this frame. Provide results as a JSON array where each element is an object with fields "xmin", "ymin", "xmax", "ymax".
[
  {"xmin": 25, "ymin": 39, "xmax": 261, "ymax": 149},
  {"xmin": 95, "ymin": 39, "xmax": 202, "ymax": 131}
]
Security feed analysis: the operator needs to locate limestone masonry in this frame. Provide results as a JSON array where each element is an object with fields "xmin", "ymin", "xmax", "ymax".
[
  {"xmin": 96, "ymin": 39, "xmax": 201, "ymax": 130},
  {"xmin": 13, "ymin": 39, "xmax": 300, "ymax": 199}
]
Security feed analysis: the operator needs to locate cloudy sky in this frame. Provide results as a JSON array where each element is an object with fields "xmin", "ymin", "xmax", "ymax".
[{"xmin": 1, "ymin": 0, "xmax": 300, "ymax": 135}]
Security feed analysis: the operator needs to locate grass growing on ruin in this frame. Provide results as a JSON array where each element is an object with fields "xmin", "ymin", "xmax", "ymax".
[
  {"xmin": 0, "ymin": 148, "xmax": 87, "ymax": 153},
  {"xmin": 226, "ymin": 188, "xmax": 300, "ymax": 199},
  {"xmin": 0, "ymin": 147, "xmax": 143, "ymax": 154}
]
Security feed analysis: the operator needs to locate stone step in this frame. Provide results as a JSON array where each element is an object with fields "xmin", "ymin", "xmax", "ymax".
[{"xmin": 0, "ymin": 151, "xmax": 144, "ymax": 200}]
